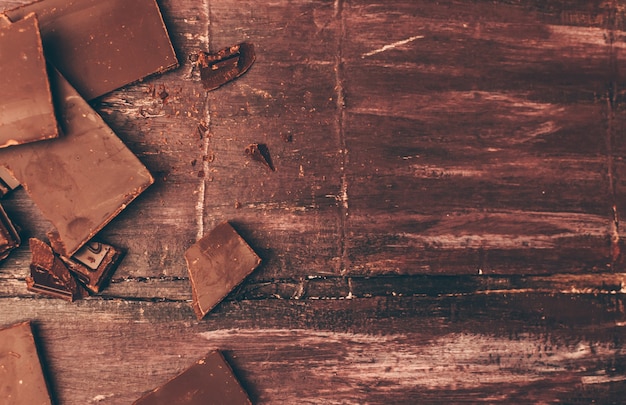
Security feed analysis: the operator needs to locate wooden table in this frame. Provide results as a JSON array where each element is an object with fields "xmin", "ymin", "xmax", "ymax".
[{"xmin": 2, "ymin": 0, "xmax": 626, "ymax": 403}]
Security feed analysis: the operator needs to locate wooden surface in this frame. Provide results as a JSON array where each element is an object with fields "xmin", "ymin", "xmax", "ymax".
[{"xmin": 2, "ymin": 0, "xmax": 626, "ymax": 403}]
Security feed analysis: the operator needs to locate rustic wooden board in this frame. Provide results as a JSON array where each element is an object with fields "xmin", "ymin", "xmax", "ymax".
[{"xmin": 1, "ymin": 0, "xmax": 626, "ymax": 404}]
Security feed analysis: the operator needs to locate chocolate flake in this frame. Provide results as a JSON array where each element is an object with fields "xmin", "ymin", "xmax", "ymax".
[
  {"xmin": 196, "ymin": 42, "xmax": 256, "ymax": 91},
  {"xmin": 184, "ymin": 222, "xmax": 261, "ymax": 320},
  {"xmin": 245, "ymin": 143, "xmax": 275, "ymax": 171},
  {"xmin": 133, "ymin": 350, "xmax": 251, "ymax": 405}
]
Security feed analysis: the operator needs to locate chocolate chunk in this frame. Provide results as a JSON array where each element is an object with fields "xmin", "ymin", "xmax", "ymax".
[
  {"xmin": 0, "ymin": 68, "xmax": 154, "ymax": 257},
  {"xmin": 0, "ymin": 13, "xmax": 58, "ymax": 148},
  {"xmin": 0, "ymin": 203, "xmax": 20, "ymax": 261},
  {"xmin": 133, "ymin": 350, "xmax": 251, "ymax": 405},
  {"xmin": 245, "ymin": 143, "xmax": 275, "ymax": 171},
  {"xmin": 0, "ymin": 321, "xmax": 53, "ymax": 405},
  {"xmin": 26, "ymin": 238, "xmax": 87, "ymax": 301},
  {"xmin": 60, "ymin": 240, "xmax": 124, "ymax": 293},
  {"xmin": 196, "ymin": 42, "xmax": 256, "ymax": 91},
  {"xmin": 5, "ymin": 0, "xmax": 178, "ymax": 100},
  {"xmin": 184, "ymin": 222, "xmax": 261, "ymax": 320},
  {"xmin": 0, "ymin": 166, "xmax": 20, "ymax": 197}
]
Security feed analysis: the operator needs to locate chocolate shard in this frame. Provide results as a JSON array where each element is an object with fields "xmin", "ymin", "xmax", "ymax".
[
  {"xmin": 0, "ymin": 321, "xmax": 53, "ymax": 405},
  {"xmin": 0, "ymin": 13, "xmax": 58, "ymax": 148},
  {"xmin": 0, "ymin": 166, "xmax": 20, "ymax": 197},
  {"xmin": 196, "ymin": 42, "xmax": 256, "ymax": 91},
  {"xmin": 245, "ymin": 143, "xmax": 275, "ymax": 171},
  {"xmin": 60, "ymin": 240, "xmax": 124, "ymax": 293},
  {"xmin": 133, "ymin": 350, "xmax": 252, "ymax": 405},
  {"xmin": 26, "ymin": 238, "xmax": 87, "ymax": 301},
  {"xmin": 184, "ymin": 222, "xmax": 261, "ymax": 320},
  {"xmin": 0, "ymin": 67, "xmax": 154, "ymax": 257},
  {"xmin": 5, "ymin": 0, "xmax": 179, "ymax": 100},
  {"xmin": 0, "ymin": 203, "xmax": 20, "ymax": 261}
]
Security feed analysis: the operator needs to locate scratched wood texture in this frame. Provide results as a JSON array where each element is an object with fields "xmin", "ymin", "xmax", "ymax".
[{"xmin": 1, "ymin": 0, "xmax": 626, "ymax": 403}]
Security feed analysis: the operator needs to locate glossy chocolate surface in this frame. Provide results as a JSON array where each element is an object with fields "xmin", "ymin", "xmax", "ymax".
[
  {"xmin": 185, "ymin": 222, "xmax": 261, "ymax": 320},
  {"xmin": 0, "ymin": 13, "xmax": 58, "ymax": 147},
  {"xmin": 0, "ymin": 68, "xmax": 154, "ymax": 256},
  {"xmin": 133, "ymin": 351, "xmax": 251, "ymax": 405},
  {"xmin": 5, "ymin": 0, "xmax": 178, "ymax": 100},
  {"xmin": 0, "ymin": 321, "xmax": 53, "ymax": 405}
]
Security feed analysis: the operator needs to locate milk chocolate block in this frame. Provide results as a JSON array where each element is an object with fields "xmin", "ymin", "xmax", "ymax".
[
  {"xmin": 27, "ymin": 238, "xmax": 86, "ymax": 301},
  {"xmin": 185, "ymin": 222, "xmax": 261, "ymax": 320},
  {"xmin": 60, "ymin": 240, "xmax": 123, "ymax": 293},
  {"xmin": 5, "ymin": 0, "xmax": 178, "ymax": 100},
  {"xmin": 196, "ymin": 42, "xmax": 255, "ymax": 91},
  {"xmin": 133, "ymin": 351, "xmax": 251, "ymax": 405},
  {"xmin": 0, "ymin": 203, "xmax": 20, "ymax": 261},
  {"xmin": 0, "ymin": 13, "xmax": 58, "ymax": 148},
  {"xmin": 0, "ymin": 68, "xmax": 154, "ymax": 257},
  {"xmin": 0, "ymin": 321, "xmax": 53, "ymax": 405}
]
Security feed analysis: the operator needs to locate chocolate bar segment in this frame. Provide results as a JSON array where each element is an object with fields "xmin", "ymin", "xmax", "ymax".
[
  {"xmin": 5, "ymin": 0, "xmax": 178, "ymax": 100},
  {"xmin": 0, "ymin": 321, "xmax": 53, "ymax": 405},
  {"xmin": 133, "ymin": 350, "xmax": 251, "ymax": 405},
  {"xmin": 60, "ymin": 240, "xmax": 124, "ymax": 293},
  {"xmin": 197, "ymin": 42, "xmax": 256, "ymax": 91},
  {"xmin": 27, "ymin": 238, "xmax": 87, "ymax": 301},
  {"xmin": 0, "ymin": 68, "xmax": 154, "ymax": 257},
  {"xmin": 185, "ymin": 222, "xmax": 261, "ymax": 320},
  {"xmin": 0, "ymin": 13, "xmax": 58, "ymax": 147},
  {"xmin": 0, "ymin": 203, "xmax": 20, "ymax": 261}
]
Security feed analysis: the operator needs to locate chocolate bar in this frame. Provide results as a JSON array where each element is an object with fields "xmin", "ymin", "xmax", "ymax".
[
  {"xmin": 133, "ymin": 351, "xmax": 251, "ymax": 405},
  {"xmin": 0, "ymin": 13, "xmax": 58, "ymax": 147},
  {"xmin": 196, "ymin": 42, "xmax": 255, "ymax": 91},
  {"xmin": 26, "ymin": 238, "xmax": 86, "ymax": 301},
  {"xmin": 0, "ymin": 321, "xmax": 53, "ymax": 405},
  {"xmin": 5, "ymin": 0, "xmax": 178, "ymax": 100},
  {"xmin": 0, "ymin": 203, "xmax": 20, "ymax": 261},
  {"xmin": 245, "ymin": 143, "xmax": 275, "ymax": 171},
  {"xmin": 184, "ymin": 222, "xmax": 261, "ymax": 320},
  {"xmin": 60, "ymin": 240, "xmax": 124, "ymax": 293},
  {"xmin": 0, "ymin": 67, "xmax": 154, "ymax": 257}
]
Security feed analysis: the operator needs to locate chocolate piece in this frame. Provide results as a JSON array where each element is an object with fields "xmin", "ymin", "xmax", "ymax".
[
  {"xmin": 0, "ymin": 13, "xmax": 58, "ymax": 147},
  {"xmin": 245, "ymin": 143, "xmax": 275, "ymax": 171},
  {"xmin": 0, "ymin": 203, "xmax": 20, "ymax": 261},
  {"xmin": 133, "ymin": 351, "xmax": 251, "ymax": 405},
  {"xmin": 0, "ymin": 68, "xmax": 154, "ymax": 257},
  {"xmin": 27, "ymin": 238, "xmax": 87, "ymax": 301},
  {"xmin": 0, "ymin": 166, "xmax": 20, "ymax": 197},
  {"xmin": 0, "ymin": 321, "xmax": 53, "ymax": 405},
  {"xmin": 196, "ymin": 42, "xmax": 256, "ymax": 91},
  {"xmin": 5, "ymin": 0, "xmax": 178, "ymax": 100},
  {"xmin": 184, "ymin": 222, "xmax": 261, "ymax": 320},
  {"xmin": 60, "ymin": 240, "xmax": 123, "ymax": 293}
]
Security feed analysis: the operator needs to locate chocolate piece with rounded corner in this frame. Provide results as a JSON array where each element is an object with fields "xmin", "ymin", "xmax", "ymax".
[
  {"xmin": 185, "ymin": 222, "xmax": 261, "ymax": 320},
  {"xmin": 0, "ymin": 321, "xmax": 53, "ymax": 405},
  {"xmin": 0, "ymin": 13, "xmax": 58, "ymax": 148},
  {"xmin": 133, "ymin": 350, "xmax": 251, "ymax": 405}
]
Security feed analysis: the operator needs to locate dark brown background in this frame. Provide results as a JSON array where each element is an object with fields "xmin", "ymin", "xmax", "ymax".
[{"xmin": 2, "ymin": 0, "xmax": 626, "ymax": 403}]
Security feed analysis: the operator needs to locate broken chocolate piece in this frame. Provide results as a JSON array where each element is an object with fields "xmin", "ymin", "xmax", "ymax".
[
  {"xmin": 5, "ymin": 0, "xmax": 178, "ymax": 100},
  {"xmin": 245, "ymin": 143, "xmax": 275, "ymax": 171},
  {"xmin": 0, "ymin": 13, "xmax": 58, "ymax": 148},
  {"xmin": 184, "ymin": 222, "xmax": 261, "ymax": 320},
  {"xmin": 60, "ymin": 240, "xmax": 124, "ymax": 293},
  {"xmin": 26, "ymin": 238, "xmax": 86, "ymax": 301},
  {"xmin": 196, "ymin": 42, "xmax": 256, "ymax": 91},
  {"xmin": 133, "ymin": 350, "xmax": 251, "ymax": 405},
  {"xmin": 0, "ymin": 321, "xmax": 53, "ymax": 405},
  {"xmin": 0, "ymin": 203, "xmax": 20, "ymax": 261},
  {"xmin": 0, "ymin": 68, "xmax": 154, "ymax": 257},
  {"xmin": 0, "ymin": 166, "xmax": 20, "ymax": 197}
]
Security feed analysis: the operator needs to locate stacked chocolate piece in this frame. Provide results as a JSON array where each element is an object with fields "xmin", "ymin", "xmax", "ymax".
[{"xmin": 0, "ymin": 0, "xmax": 177, "ymax": 297}]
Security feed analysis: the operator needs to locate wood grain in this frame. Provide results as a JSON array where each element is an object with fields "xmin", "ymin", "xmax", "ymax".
[{"xmin": 1, "ymin": 0, "xmax": 626, "ymax": 404}]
